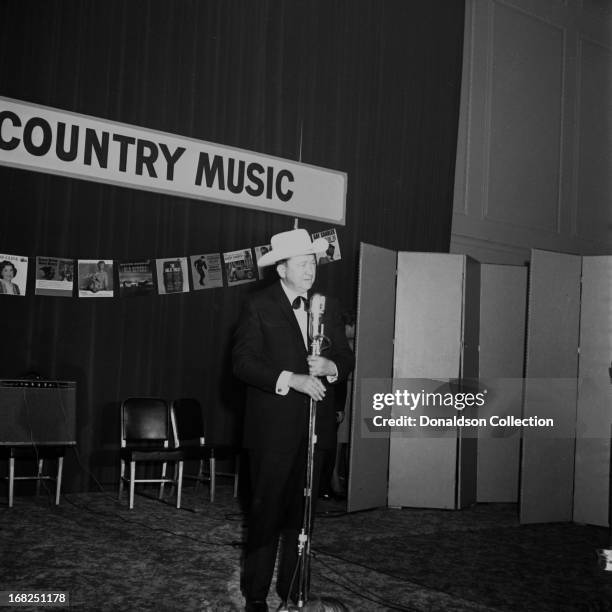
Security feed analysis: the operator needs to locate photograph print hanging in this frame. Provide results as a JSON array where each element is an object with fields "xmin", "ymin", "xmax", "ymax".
[
  {"xmin": 223, "ymin": 248, "xmax": 257, "ymax": 287},
  {"xmin": 254, "ymin": 244, "xmax": 272, "ymax": 279},
  {"xmin": 0, "ymin": 253, "xmax": 28, "ymax": 296},
  {"xmin": 189, "ymin": 253, "xmax": 224, "ymax": 290},
  {"xmin": 78, "ymin": 259, "xmax": 114, "ymax": 297},
  {"xmin": 118, "ymin": 259, "xmax": 155, "ymax": 297},
  {"xmin": 35, "ymin": 256, "xmax": 74, "ymax": 297},
  {"xmin": 312, "ymin": 228, "xmax": 341, "ymax": 265},
  {"xmin": 155, "ymin": 257, "xmax": 190, "ymax": 295}
]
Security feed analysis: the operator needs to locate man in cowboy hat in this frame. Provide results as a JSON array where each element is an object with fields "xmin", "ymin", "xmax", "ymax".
[{"xmin": 233, "ymin": 228, "xmax": 354, "ymax": 612}]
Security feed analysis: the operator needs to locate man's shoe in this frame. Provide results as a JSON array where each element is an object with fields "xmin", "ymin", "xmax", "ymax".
[{"xmin": 245, "ymin": 600, "xmax": 268, "ymax": 612}]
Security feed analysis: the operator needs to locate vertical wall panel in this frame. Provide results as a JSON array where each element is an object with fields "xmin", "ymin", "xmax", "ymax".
[
  {"xmin": 451, "ymin": 0, "xmax": 612, "ymax": 264},
  {"xmin": 575, "ymin": 40, "xmax": 612, "ymax": 244},
  {"xmin": 486, "ymin": 2, "xmax": 564, "ymax": 231}
]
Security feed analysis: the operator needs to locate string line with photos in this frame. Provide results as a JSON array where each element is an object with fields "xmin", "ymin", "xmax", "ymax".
[{"xmin": 0, "ymin": 228, "xmax": 341, "ymax": 299}]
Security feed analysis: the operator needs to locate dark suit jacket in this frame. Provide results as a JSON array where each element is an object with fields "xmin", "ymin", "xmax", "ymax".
[{"xmin": 232, "ymin": 281, "xmax": 354, "ymax": 452}]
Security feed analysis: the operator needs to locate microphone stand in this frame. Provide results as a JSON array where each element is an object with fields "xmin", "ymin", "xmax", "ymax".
[
  {"xmin": 279, "ymin": 299, "xmax": 347, "ymax": 612},
  {"xmin": 294, "ymin": 331, "xmax": 324, "ymax": 608}
]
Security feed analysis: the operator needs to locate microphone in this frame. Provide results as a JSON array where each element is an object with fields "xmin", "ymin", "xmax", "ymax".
[
  {"xmin": 308, "ymin": 293, "xmax": 326, "ymax": 342},
  {"xmin": 308, "ymin": 293, "xmax": 331, "ymax": 357}
]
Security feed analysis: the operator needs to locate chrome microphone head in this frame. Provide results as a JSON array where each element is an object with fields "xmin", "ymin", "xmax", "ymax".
[{"xmin": 308, "ymin": 293, "xmax": 326, "ymax": 340}]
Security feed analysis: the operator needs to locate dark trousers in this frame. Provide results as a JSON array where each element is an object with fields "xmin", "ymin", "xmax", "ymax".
[
  {"xmin": 244, "ymin": 440, "xmax": 323, "ymax": 602},
  {"xmin": 319, "ymin": 423, "xmax": 340, "ymax": 496}
]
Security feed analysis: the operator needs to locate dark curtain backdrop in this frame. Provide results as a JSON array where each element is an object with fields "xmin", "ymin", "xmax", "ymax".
[{"xmin": 0, "ymin": 0, "xmax": 465, "ymax": 491}]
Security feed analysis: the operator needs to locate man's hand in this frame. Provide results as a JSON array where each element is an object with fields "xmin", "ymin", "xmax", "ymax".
[
  {"xmin": 289, "ymin": 373, "xmax": 326, "ymax": 402},
  {"xmin": 307, "ymin": 356, "xmax": 337, "ymax": 378}
]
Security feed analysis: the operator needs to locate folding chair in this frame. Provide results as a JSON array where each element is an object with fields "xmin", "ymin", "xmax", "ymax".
[
  {"xmin": 118, "ymin": 397, "xmax": 184, "ymax": 509},
  {"xmin": 171, "ymin": 398, "xmax": 239, "ymax": 502}
]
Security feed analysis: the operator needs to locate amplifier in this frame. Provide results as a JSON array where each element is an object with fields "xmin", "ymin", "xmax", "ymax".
[{"xmin": 0, "ymin": 379, "xmax": 77, "ymax": 445}]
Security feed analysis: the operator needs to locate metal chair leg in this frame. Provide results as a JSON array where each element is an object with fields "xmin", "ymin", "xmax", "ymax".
[
  {"xmin": 210, "ymin": 455, "xmax": 216, "ymax": 503},
  {"xmin": 129, "ymin": 461, "xmax": 136, "ymax": 509},
  {"xmin": 118, "ymin": 459, "xmax": 125, "ymax": 500},
  {"xmin": 8, "ymin": 457, "xmax": 15, "ymax": 508},
  {"xmin": 233, "ymin": 454, "xmax": 240, "ymax": 498},
  {"xmin": 55, "ymin": 457, "xmax": 63, "ymax": 505},
  {"xmin": 36, "ymin": 459, "xmax": 44, "ymax": 496},
  {"xmin": 176, "ymin": 461, "xmax": 183, "ymax": 509},
  {"xmin": 159, "ymin": 461, "xmax": 167, "ymax": 499}
]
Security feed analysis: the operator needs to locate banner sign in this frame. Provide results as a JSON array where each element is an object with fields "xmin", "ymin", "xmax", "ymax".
[{"xmin": 0, "ymin": 97, "xmax": 347, "ymax": 224}]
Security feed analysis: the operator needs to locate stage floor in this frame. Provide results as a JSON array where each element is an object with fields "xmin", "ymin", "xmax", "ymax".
[{"xmin": 1, "ymin": 484, "xmax": 611, "ymax": 611}]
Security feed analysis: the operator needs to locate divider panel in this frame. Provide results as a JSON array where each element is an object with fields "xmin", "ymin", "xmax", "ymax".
[
  {"xmin": 347, "ymin": 243, "xmax": 396, "ymax": 512},
  {"xmin": 574, "ymin": 256, "xmax": 612, "ymax": 526},
  {"xmin": 478, "ymin": 264, "xmax": 527, "ymax": 502},
  {"xmin": 390, "ymin": 253, "xmax": 464, "ymax": 509},
  {"xmin": 520, "ymin": 249, "xmax": 581, "ymax": 524}
]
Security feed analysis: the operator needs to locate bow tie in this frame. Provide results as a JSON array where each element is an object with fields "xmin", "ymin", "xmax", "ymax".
[{"xmin": 292, "ymin": 296, "xmax": 309, "ymax": 311}]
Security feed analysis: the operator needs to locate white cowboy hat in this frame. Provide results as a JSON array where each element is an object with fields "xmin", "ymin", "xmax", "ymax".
[{"xmin": 257, "ymin": 229, "xmax": 329, "ymax": 267}]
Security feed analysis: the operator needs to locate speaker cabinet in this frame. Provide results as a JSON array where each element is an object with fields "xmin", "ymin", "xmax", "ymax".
[{"xmin": 0, "ymin": 380, "xmax": 77, "ymax": 444}]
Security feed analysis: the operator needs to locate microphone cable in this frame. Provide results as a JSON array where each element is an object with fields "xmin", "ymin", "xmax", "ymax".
[
  {"xmin": 310, "ymin": 549, "xmax": 419, "ymax": 612},
  {"xmin": 313, "ymin": 546, "xmax": 490, "ymax": 611}
]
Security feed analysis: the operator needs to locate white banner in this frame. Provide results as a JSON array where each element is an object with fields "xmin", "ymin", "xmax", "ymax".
[{"xmin": 0, "ymin": 97, "xmax": 347, "ymax": 224}]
